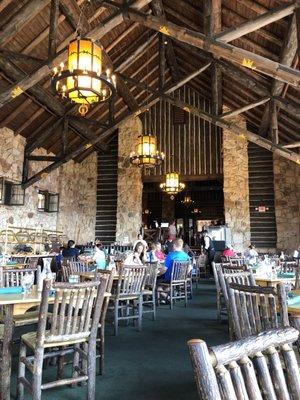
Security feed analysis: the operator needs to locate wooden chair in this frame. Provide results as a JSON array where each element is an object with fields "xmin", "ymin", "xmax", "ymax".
[
  {"xmin": 228, "ymin": 282, "xmax": 289, "ymax": 339},
  {"xmin": 94, "ymin": 268, "xmax": 115, "ymax": 375},
  {"xmin": 279, "ymin": 260, "xmax": 300, "ymax": 289},
  {"xmin": 160, "ymin": 261, "xmax": 190, "ymax": 310},
  {"xmin": 62, "ymin": 261, "xmax": 89, "ymax": 282},
  {"xmin": 109, "ymin": 265, "xmax": 147, "ymax": 335},
  {"xmin": 0, "ymin": 266, "xmax": 41, "ymax": 327},
  {"xmin": 17, "ymin": 278, "xmax": 107, "ymax": 400},
  {"xmin": 229, "ymin": 257, "xmax": 246, "ymax": 267},
  {"xmin": 217, "ymin": 269, "xmax": 256, "ymax": 309},
  {"xmin": 212, "ymin": 262, "xmax": 227, "ymax": 322},
  {"xmin": 187, "ymin": 327, "xmax": 300, "ymax": 400},
  {"xmin": 142, "ymin": 262, "xmax": 158, "ymax": 320}
]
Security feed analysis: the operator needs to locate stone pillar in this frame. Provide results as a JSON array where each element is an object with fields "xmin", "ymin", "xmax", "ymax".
[
  {"xmin": 273, "ymin": 155, "xmax": 300, "ymax": 251},
  {"xmin": 116, "ymin": 116, "xmax": 143, "ymax": 243},
  {"xmin": 222, "ymin": 112, "xmax": 251, "ymax": 252}
]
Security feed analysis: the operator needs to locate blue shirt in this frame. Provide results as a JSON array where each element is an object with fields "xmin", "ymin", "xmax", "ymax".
[
  {"xmin": 62, "ymin": 247, "xmax": 79, "ymax": 259},
  {"xmin": 162, "ymin": 250, "xmax": 190, "ymax": 282}
]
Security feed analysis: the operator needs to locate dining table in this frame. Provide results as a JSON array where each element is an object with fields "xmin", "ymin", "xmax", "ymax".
[
  {"xmin": 0, "ymin": 285, "xmax": 110, "ymax": 400},
  {"xmin": 287, "ymin": 289, "xmax": 300, "ymax": 332},
  {"xmin": 254, "ymin": 274, "xmax": 296, "ymax": 288}
]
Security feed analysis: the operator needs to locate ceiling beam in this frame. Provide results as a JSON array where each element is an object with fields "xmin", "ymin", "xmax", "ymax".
[
  {"xmin": 121, "ymin": 6, "xmax": 300, "ymax": 86},
  {"xmin": 259, "ymin": 13, "xmax": 298, "ymax": 136},
  {"xmin": 220, "ymin": 97, "xmax": 270, "ymax": 119},
  {"xmin": 283, "ymin": 141, "xmax": 300, "ymax": 148},
  {"xmin": 0, "ymin": 0, "xmax": 50, "ymax": 47},
  {"xmin": 115, "ymin": 73, "xmax": 300, "ymax": 163},
  {"xmin": 216, "ymin": 3, "xmax": 296, "ymax": 43},
  {"xmin": 0, "ymin": 0, "xmax": 152, "ymax": 110}
]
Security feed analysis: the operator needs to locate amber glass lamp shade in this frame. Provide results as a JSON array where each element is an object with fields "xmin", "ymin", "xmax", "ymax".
[
  {"xmin": 160, "ymin": 172, "xmax": 185, "ymax": 195},
  {"xmin": 130, "ymin": 134, "xmax": 165, "ymax": 167}
]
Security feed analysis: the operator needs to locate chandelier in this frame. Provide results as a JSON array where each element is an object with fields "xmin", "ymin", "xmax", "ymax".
[
  {"xmin": 160, "ymin": 172, "xmax": 185, "ymax": 197},
  {"xmin": 129, "ymin": 133, "xmax": 164, "ymax": 167},
  {"xmin": 191, "ymin": 208, "xmax": 201, "ymax": 214},
  {"xmin": 51, "ymin": 38, "xmax": 116, "ymax": 116}
]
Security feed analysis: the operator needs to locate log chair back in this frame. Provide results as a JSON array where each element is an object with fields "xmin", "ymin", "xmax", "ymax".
[
  {"xmin": 188, "ymin": 327, "xmax": 300, "ymax": 400},
  {"xmin": 228, "ymin": 282, "xmax": 289, "ymax": 339}
]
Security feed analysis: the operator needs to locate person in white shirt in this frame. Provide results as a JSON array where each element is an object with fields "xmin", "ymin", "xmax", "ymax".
[
  {"xmin": 92, "ymin": 243, "xmax": 106, "ymax": 269},
  {"xmin": 124, "ymin": 242, "xmax": 146, "ymax": 265},
  {"xmin": 244, "ymin": 244, "xmax": 258, "ymax": 265}
]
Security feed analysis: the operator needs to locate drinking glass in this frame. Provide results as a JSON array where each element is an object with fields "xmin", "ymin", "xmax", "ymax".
[{"xmin": 21, "ymin": 273, "xmax": 34, "ymax": 294}]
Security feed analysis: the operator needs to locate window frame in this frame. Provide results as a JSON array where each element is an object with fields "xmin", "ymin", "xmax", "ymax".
[{"xmin": 37, "ymin": 190, "xmax": 59, "ymax": 213}]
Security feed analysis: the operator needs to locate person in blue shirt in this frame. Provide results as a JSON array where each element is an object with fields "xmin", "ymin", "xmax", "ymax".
[
  {"xmin": 160, "ymin": 238, "xmax": 190, "ymax": 282},
  {"xmin": 62, "ymin": 240, "xmax": 79, "ymax": 259}
]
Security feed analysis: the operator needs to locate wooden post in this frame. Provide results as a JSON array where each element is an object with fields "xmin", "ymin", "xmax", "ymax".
[
  {"xmin": 48, "ymin": 0, "xmax": 60, "ymax": 57},
  {"xmin": 62, "ymin": 116, "xmax": 68, "ymax": 156},
  {"xmin": 159, "ymin": 33, "xmax": 166, "ymax": 91},
  {"xmin": 270, "ymin": 99, "xmax": 279, "ymax": 145}
]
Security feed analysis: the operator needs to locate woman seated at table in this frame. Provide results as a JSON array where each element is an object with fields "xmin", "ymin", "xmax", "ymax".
[
  {"xmin": 124, "ymin": 241, "xmax": 147, "ymax": 265},
  {"xmin": 222, "ymin": 245, "xmax": 236, "ymax": 258},
  {"xmin": 155, "ymin": 242, "xmax": 165, "ymax": 261},
  {"xmin": 93, "ymin": 242, "xmax": 107, "ymax": 269}
]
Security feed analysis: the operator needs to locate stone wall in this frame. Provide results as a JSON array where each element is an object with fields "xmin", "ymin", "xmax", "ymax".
[
  {"xmin": 273, "ymin": 155, "xmax": 300, "ymax": 251},
  {"xmin": 116, "ymin": 116, "xmax": 143, "ymax": 243},
  {"xmin": 222, "ymin": 113, "xmax": 251, "ymax": 252},
  {"xmin": 0, "ymin": 127, "xmax": 97, "ymax": 250}
]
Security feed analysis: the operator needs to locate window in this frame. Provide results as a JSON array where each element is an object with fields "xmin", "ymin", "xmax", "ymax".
[
  {"xmin": 172, "ymin": 106, "xmax": 187, "ymax": 125},
  {"xmin": 38, "ymin": 190, "xmax": 59, "ymax": 213},
  {"xmin": 3, "ymin": 182, "xmax": 25, "ymax": 206}
]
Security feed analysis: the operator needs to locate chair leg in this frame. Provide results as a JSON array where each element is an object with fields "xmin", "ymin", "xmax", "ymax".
[
  {"xmin": 56, "ymin": 353, "xmax": 65, "ymax": 380},
  {"xmin": 72, "ymin": 344, "xmax": 80, "ymax": 387},
  {"xmin": 32, "ymin": 348, "xmax": 44, "ymax": 400},
  {"xmin": 185, "ymin": 282, "xmax": 188, "ymax": 307},
  {"xmin": 152, "ymin": 292, "xmax": 156, "ymax": 321},
  {"xmin": 17, "ymin": 342, "xmax": 26, "ymax": 400},
  {"xmin": 138, "ymin": 295, "xmax": 143, "ymax": 332},
  {"xmin": 99, "ymin": 324, "xmax": 105, "ymax": 375},
  {"xmin": 114, "ymin": 301, "xmax": 119, "ymax": 336},
  {"xmin": 87, "ymin": 341, "xmax": 96, "ymax": 400},
  {"xmin": 170, "ymin": 286, "xmax": 173, "ymax": 310}
]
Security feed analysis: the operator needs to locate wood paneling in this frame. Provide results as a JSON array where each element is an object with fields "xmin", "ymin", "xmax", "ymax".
[
  {"xmin": 95, "ymin": 136, "xmax": 118, "ymax": 244},
  {"xmin": 143, "ymin": 86, "xmax": 223, "ymax": 179},
  {"xmin": 248, "ymin": 142, "xmax": 277, "ymax": 249}
]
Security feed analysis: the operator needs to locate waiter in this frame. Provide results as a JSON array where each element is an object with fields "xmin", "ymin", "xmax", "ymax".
[{"xmin": 203, "ymin": 230, "xmax": 215, "ymax": 274}]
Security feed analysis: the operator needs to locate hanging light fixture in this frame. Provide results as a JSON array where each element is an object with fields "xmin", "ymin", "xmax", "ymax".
[
  {"xmin": 160, "ymin": 172, "xmax": 185, "ymax": 197},
  {"xmin": 51, "ymin": 38, "xmax": 116, "ymax": 116},
  {"xmin": 191, "ymin": 208, "xmax": 201, "ymax": 214},
  {"xmin": 129, "ymin": 133, "xmax": 165, "ymax": 167},
  {"xmin": 129, "ymin": 31, "xmax": 164, "ymax": 168},
  {"xmin": 181, "ymin": 195, "xmax": 194, "ymax": 206}
]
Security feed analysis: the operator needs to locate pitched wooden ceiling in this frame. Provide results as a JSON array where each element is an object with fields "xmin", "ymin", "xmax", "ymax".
[{"xmin": 0, "ymin": 0, "xmax": 299, "ymax": 185}]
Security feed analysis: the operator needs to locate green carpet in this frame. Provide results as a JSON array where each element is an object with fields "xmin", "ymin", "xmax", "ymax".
[{"xmin": 10, "ymin": 282, "xmax": 228, "ymax": 399}]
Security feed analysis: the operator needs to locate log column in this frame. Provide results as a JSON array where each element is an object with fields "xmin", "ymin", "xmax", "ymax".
[
  {"xmin": 273, "ymin": 155, "xmax": 300, "ymax": 251},
  {"xmin": 116, "ymin": 115, "xmax": 143, "ymax": 243},
  {"xmin": 222, "ymin": 109, "xmax": 251, "ymax": 252}
]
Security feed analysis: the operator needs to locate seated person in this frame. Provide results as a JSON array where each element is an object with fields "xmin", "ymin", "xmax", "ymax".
[
  {"xmin": 244, "ymin": 244, "xmax": 258, "ymax": 265},
  {"xmin": 93, "ymin": 242, "xmax": 106, "ymax": 269},
  {"xmin": 124, "ymin": 241, "xmax": 146, "ymax": 265},
  {"xmin": 147, "ymin": 243, "xmax": 158, "ymax": 263},
  {"xmin": 155, "ymin": 242, "xmax": 165, "ymax": 261},
  {"xmin": 62, "ymin": 240, "xmax": 79, "ymax": 259},
  {"xmin": 164, "ymin": 236, "xmax": 174, "ymax": 255},
  {"xmin": 222, "ymin": 245, "xmax": 236, "ymax": 258},
  {"xmin": 160, "ymin": 238, "xmax": 190, "ymax": 283}
]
